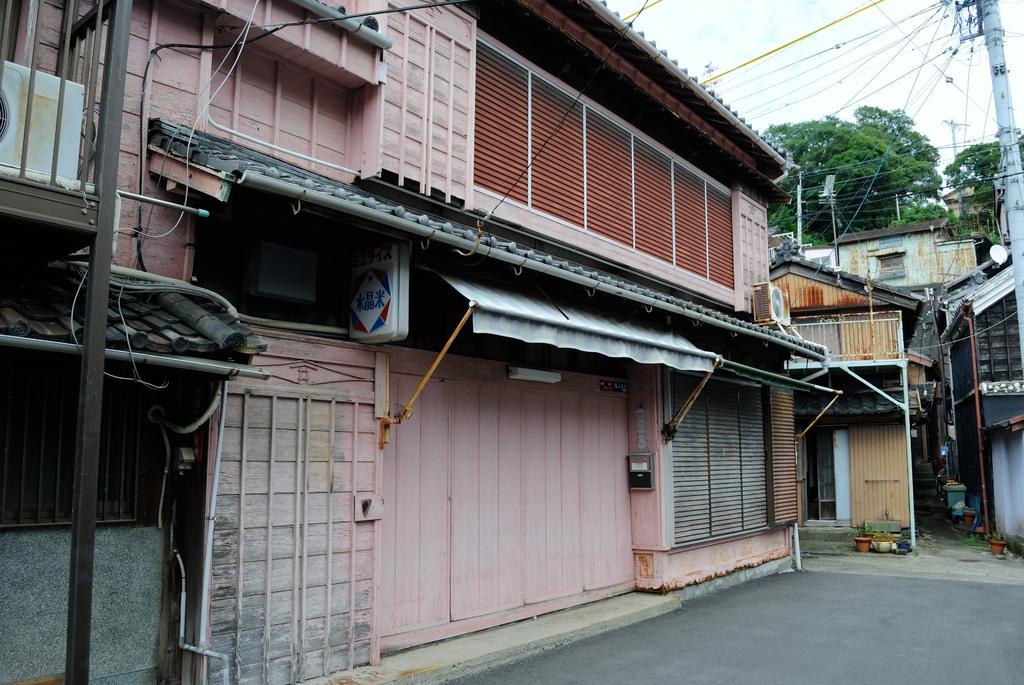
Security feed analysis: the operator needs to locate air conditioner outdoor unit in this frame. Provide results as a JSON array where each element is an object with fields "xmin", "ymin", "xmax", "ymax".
[
  {"xmin": 0, "ymin": 61, "xmax": 84, "ymax": 179},
  {"xmin": 751, "ymin": 282, "xmax": 791, "ymax": 326}
]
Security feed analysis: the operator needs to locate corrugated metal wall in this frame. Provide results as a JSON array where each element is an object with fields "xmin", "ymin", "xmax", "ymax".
[
  {"xmin": 849, "ymin": 424, "xmax": 909, "ymax": 526},
  {"xmin": 769, "ymin": 388, "xmax": 798, "ymax": 524},
  {"xmin": 467, "ymin": 46, "xmax": 526, "ymax": 205},
  {"xmin": 774, "ymin": 273, "xmax": 873, "ymax": 312},
  {"xmin": 473, "ymin": 42, "xmax": 738, "ymax": 290},
  {"xmin": 531, "ymin": 79, "xmax": 585, "ymax": 226}
]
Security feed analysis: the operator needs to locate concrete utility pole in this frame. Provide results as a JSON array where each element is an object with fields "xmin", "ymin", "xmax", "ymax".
[
  {"xmin": 944, "ymin": 118, "xmax": 967, "ymax": 216},
  {"xmin": 796, "ymin": 169, "xmax": 804, "ymax": 245},
  {"xmin": 977, "ymin": 0, "xmax": 1024, "ymax": 367},
  {"xmin": 820, "ymin": 174, "xmax": 839, "ymax": 265}
]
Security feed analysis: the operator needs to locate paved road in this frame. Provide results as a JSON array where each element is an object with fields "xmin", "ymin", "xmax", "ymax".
[{"xmin": 452, "ymin": 572, "xmax": 1024, "ymax": 685}]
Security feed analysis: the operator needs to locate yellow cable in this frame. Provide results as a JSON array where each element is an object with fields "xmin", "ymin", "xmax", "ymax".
[
  {"xmin": 624, "ymin": 0, "xmax": 666, "ymax": 21},
  {"xmin": 701, "ymin": 0, "xmax": 888, "ymax": 85}
]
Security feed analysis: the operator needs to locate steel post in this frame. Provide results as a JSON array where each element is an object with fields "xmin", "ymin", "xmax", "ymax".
[{"xmin": 64, "ymin": 0, "xmax": 133, "ymax": 682}]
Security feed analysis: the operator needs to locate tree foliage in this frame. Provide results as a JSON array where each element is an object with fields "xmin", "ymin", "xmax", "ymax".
[
  {"xmin": 765, "ymin": 107, "xmax": 941, "ymax": 241},
  {"xmin": 944, "ymin": 141, "xmax": 1001, "ymax": 237}
]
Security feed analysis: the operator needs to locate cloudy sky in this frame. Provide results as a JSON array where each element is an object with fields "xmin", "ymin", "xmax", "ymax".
[{"xmin": 603, "ymin": 0, "xmax": 1024, "ymax": 185}]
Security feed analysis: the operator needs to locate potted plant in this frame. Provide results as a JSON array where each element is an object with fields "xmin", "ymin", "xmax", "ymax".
[
  {"xmin": 963, "ymin": 508, "xmax": 977, "ymax": 529},
  {"xmin": 871, "ymin": 531, "xmax": 897, "ymax": 553},
  {"xmin": 988, "ymin": 531, "xmax": 1007, "ymax": 555},
  {"xmin": 854, "ymin": 523, "xmax": 873, "ymax": 553}
]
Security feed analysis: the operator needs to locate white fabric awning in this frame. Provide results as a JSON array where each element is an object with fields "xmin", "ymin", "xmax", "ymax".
[{"xmin": 438, "ymin": 272, "xmax": 717, "ymax": 373}]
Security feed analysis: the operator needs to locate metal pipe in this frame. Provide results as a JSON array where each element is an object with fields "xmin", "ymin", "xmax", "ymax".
[
  {"xmin": 287, "ymin": 0, "xmax": 393, "ymax": 50},
  {"xmin": 0, "ymin": 334, "xmax": 268, "ymax": 378},
  {"xmin": 237, "ymin": 313, "xmax": 348, "ymax": 337},
  {"xmin": 237, "ymin": 171, "xmax": 829, "ymax": 362},
  {"xmin": 117, "ymin": 190, "xmax": 211, "ymax": 218},
  {"xmin": 161, "ymin": 385, "xmax": 224, "ymax": 435},
  {"xmin": 901, "ymin": 362, "xmax": 918, "ymax": 548},
  {"xmin": 966, "ymin": 308, "xmax": 992, "ymax": 534},
  {"xmin": 196, "ymin": 384, "xmax": 229, "ymax": 685},
  {"xmin": 174, "ymin": 551, "xmax": 230, "ymax": 685},
  {"xmin": 64, "ymin": 1, "xmax": 131, "ymax": 680}
]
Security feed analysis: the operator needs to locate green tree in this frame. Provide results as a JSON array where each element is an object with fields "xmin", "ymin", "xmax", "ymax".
[
  {"xmin": 944, "ymin": 141, "xmax": 1001, "ymax": 238},
  {"xmin": 766, "ymin": 107, "xmax": 941, "ymax": 241}
]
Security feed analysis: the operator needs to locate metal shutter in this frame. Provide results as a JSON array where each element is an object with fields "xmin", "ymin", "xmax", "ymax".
[
  {"xmin": 707, "ymin": 384, "xmax": 744, "ymax": 537},
  {"xmin": 670, "ymin": 375, "xmax": 767, "ymax": 545},
  {"xmin": 671, "ymin": 373, "xmax": 711, "ymax": 545},
  {"xmin": 633, "ymin": 140, "xmax": 673, "ymax": 263},
  {"xmin": 585, "ymin": 109, "xmax": 633, "ymax": 246},
  {"xmin": 706, "ymin": 185, "xmax": 734, "ymax": 288},
  {"xmin": 673, "ymin": 166, "xmax": 708, "ymax": 277},
  {"xmin": 769, "ymin": 388, "xmax": 799, "ymax": 524},
  {"xmin": 474, "ymin": 46, "xmax": 528, "ymax": 204},
  {"xmin": 530, "ymin": 78, "xmax": 585, "ymax": 226},
  {"xmin": 739, "ymin": 387, "xmax": 767, "ymax": 529}
]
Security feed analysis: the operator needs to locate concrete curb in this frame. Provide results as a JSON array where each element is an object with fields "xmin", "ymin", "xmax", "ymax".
[
  {"xmin": 324, "ymin": 593, "xmax": 681, "ymax": 685},
  {"xmin": 671, "ymin": 557, "xmax": 794, "ymax": 602},
  {"xmin": 324, "ymin": 558, "xmax": 794, "ymax": 685}
]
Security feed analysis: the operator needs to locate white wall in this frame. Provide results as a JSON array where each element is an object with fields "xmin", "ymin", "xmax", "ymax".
[{"xmin": 991, "ymin": 429, "xmax": 1024, "ymax": 537}]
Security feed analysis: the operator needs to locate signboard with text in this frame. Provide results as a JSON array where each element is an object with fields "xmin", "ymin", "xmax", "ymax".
[{"xmin": 349, "ymin": 242, "xmax": 410, "ymax": 343}]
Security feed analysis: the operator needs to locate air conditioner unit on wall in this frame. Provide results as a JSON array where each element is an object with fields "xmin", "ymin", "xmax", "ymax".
[
  {"xmin": 751, "ymin": 282, "xmax": 791, "ymax": 326},
  {"xmin": 0, "ymin": 61, "xmax": 84, "ymax": 179}
]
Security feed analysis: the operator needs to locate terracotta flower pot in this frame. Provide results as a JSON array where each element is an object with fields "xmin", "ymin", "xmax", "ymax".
[
  {"xmin": 854, "ymin": 535, "xmax": 871, "ymax": 553},
  {"xmin": 990, "ymin": 540, "xmax": 1007, "ymax": 555},
  {"xmin": 963, "ymin": 510, "xmax": 977, "ymax": 528}
]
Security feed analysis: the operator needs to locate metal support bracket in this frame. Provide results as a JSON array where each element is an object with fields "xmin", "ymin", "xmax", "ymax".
[
  {"xmin": 794, "ymin": 391, "xmax": 843, "ymax": 444},
  {"xmin": 838, "ymin": 364, "xmax": 907, "ymax": 411},
  {"xmin": 379, "ymin": 302, "xmax": 477, "ymax": 448},
  {"xmin": 661, "ymin": 357, "xmax": 721, "ymax": 443}
]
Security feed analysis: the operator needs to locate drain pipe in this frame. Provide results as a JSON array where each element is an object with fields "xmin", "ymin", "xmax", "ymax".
[
  {"xmin": 791, "ymin": 523, "xmax": 802, "ymax": 571},
  {"xmin": 175, "ymin": 551, "xmax": 230, "ymax": 685},
  {"xmin": 195, "ymin": 383, "xmax": 230, "ymax": 684}
]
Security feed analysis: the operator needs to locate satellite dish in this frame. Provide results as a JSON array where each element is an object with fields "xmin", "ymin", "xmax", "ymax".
[{"xmin": 990, "ymin": 244, "xmax": 1009, "ymax": 266}]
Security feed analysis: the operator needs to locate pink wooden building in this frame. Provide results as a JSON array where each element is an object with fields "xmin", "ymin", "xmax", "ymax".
[{"xmin": 0, "ymin": 1, "xmax": 833, "ymax": 684}]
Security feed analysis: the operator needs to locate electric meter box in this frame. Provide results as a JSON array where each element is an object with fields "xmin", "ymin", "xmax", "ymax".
[{"xmin": 627, "ymin": 452, "xmax": 654, "ymax": 489}]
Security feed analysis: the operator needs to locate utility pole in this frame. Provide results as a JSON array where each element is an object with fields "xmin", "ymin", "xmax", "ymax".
[
  {"xmin": 944, "ymin": 118, "xmax": 967, "ymax": 216},
  {"xmin": 896, "ymin": 195, "xmax": 901, "ymax": 222},
  {"xmin": 796, "ymin": 169, "xmax": 804, "ymax": 245},
  {"xmin": 820, "ymin": 174, "xmax": 839, "ymax": 266},
  {"xmin": 976, "ymin": 0, "xmax": 1024, "ymax": 363}
]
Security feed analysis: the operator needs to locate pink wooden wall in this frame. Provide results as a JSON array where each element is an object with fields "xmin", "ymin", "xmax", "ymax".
[
  {"xmin": 382, "ymin": 0, "xmax": 475, "ymax": 205},
  {"xmin": 733, "ymin": 192, "xmax": 770, "ymax": 311},
  {"xmin": 105, "ymin": 0, "xmax": 384, "ymax": 278},
  {"xmin": 379, "ymin": 348, "xmax": 633, "ymax": 652},
  {"xmin": 215, "ymin": 332, "xmax": 385, "ymax": 675}
]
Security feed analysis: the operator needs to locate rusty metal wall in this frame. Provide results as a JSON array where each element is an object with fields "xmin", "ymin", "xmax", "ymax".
[
  {"xmin": 838, "ymin": 233, "xmax": 977, "ymax": 289},
  {"xmin": 790, "ymin": 312, "xmax": 903, "ymax": 362},
  {"xmin": 774, "ymin": 273, "xmax": 873, "ymax": 312}
]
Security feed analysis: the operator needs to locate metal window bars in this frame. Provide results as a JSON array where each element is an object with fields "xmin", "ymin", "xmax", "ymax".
[{"xmin": 0, "ymin": 0, "xmax": 129, "ymax": 204}]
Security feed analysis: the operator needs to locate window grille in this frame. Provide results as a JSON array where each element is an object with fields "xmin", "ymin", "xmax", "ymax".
[
  {"xmin": 0, "ymin": 370, "xmax": 143, "ymax": 526},
  {"xmin": 877, "ymin": 254, "xmax": 906, "ymax": 280}
]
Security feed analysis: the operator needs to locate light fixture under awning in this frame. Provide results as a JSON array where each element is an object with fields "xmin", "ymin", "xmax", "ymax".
[{"xmin": 437, "ymin": 272, "xmax": 717, "ymax": 374}]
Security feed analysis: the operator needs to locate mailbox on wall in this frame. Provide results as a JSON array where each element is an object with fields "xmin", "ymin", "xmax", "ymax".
[{"xmin": 627, "ymin": 452, "xmax": 654, "ymax": 489}]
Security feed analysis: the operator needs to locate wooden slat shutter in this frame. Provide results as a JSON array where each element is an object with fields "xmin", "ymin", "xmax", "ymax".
[
  {"xmin": 634, "ymin": 141, "xmax": 673, "ymax": 263},
  {"xmin": 474, "ymin": 46, "xmax": 528, "ymax": 204},
  {"xmin": 671, "ymin": 373, "xmax": 711, "ymax": 545},
  {"xmin": 707, "ymin": 185, "xmax": 734, "ymax": 287},
  {"xmin": 769, "ymin": 388, "xmax": 799, "ymax": 524},
  {"xmin": 531, "ymin": 78, "xmax": 585, "ymax": 226},
  {"xmin": 585, "ymin": 110, "xmax": 633, "ymax": 246},
  {"xmin": 673, "ymin": 166, "xmax": 707, "ymax": 277}
]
